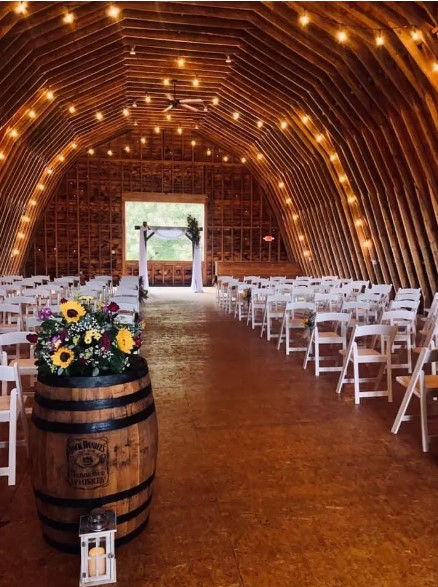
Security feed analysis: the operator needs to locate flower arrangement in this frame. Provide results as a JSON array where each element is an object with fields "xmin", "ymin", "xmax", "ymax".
[
  {"xmin": 242, "ymin": 288, "xmax": 252, "ymax": 305},
  {"xmin": 186, "ymin": 214, "xmax": 201, "ymax": 246},
  {"xmin": 28, "ymin": 300, "xmax": 144, "ymax": 377},
  {"xmin": 303, "ymin": 310, "xmax": 316, "ymax": 330}
]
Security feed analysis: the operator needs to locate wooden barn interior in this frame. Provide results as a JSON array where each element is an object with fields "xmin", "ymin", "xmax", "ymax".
[{"xmin": 0, "ymin": 1, "xmax": 437, "ymax": 586}]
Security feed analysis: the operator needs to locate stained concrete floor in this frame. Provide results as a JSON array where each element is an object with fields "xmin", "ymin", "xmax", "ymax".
[{"xmin": 1, "ymin": 287, "xmax": 438, "ymax": 586}]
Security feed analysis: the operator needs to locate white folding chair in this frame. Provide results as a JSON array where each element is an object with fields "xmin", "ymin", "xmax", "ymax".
[
  {"xmin": 0, "ymin": 331, "xmax": 37, "ymax": 399},
  {"xmin": 381, "ymin": 309, "xmax": 417, "ymax": 372},
  {"xmin": 314, "ymin": 293, "xmax": 343, "ymax": 312},
  {"xmin": 260, "ymin": 294, "xmax": 291, "ymax": 341},
  {"xmin": 391, "ymin": 348, "xmax": 438, "ymax": 451},
  {"xmin": 0, "ymin": 304, "xmax": 22, "ymax": 334},
  {"xmin": 277, "ymin": 302, "xmax": 315, "ymax": 354},
  {"xmin": 247, "ymin": 288, "xmax": 272, "ymax": 330},
  {"xmin": 234, "ymin": 284, "xmax": 253, "ymax": 321},
  {"xmin": 0, "ymin": 362, "xmax": 28, "ymax": 485},
  {"xmin": 303, "ymin": 312, "xmax": 350, "ymax": 376},
  {"xmin": 341, "ymin": 301, "xmax": 370, "ymax": 327},
  {"xmin": 394, "ymin": 288, "xmax": 421, "ymax": 301},
  {"xmin": 336, "ymin": 324, "xmax": 397, "ymax": 404}
]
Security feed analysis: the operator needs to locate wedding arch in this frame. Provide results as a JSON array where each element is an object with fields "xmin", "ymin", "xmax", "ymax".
[{"xmin": 136, "ymin": 222, "xmax": 203, "ymax": 292}]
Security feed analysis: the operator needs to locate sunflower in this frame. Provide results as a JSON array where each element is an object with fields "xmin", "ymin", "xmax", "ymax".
[
  {"xmin": 60, "ymin": 300, "xmax": 86, "ymax": 323},
  {"xmin": 52, "ymin": 346, "xmax": 75, "ymax": 369},
  {"xmin": 116, "ymin": 328, "xmax": 135, "ymax": 353}
]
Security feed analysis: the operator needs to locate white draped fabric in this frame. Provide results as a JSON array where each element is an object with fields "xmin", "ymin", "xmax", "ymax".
[{"xmin": 138, "ymin": 226, "xmax": 203, "ymax": 293}]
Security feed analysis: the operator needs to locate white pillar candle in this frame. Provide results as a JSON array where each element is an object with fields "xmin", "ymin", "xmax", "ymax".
[{"xmin": 88, "ymin": 546, "xmax": 106, "ymax": 577}]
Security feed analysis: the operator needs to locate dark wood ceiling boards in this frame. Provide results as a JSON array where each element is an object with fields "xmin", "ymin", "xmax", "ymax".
[{"xmin": 0, "ymin": 1, "xmax": 437, "ymax": 300}]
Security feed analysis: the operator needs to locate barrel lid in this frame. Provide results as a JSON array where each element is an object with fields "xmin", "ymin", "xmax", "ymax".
[{"xmin": 37, "ymin": 355, "xmax": 148, "ymax": 388}]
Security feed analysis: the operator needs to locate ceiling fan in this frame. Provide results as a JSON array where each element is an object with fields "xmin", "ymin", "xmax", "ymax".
[{"xmin": 163, "ymin": 80, "xmax": 205, "ymax": 113}]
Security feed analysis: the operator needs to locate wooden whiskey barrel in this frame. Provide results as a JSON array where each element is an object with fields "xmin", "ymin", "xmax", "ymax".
[{"xmin": 30, "ymin": 356, "xmax": 158, "ymax": 553}]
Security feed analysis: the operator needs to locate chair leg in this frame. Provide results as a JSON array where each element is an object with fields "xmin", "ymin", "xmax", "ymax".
[
  {"xmin": 314, "ymin": 339, "xmax": 320, "ymax": 376},
  {"xmin": 303, "ymin": 330, "xmax": 314, "ymax": 369},
  {"xmin": 387, "ymin": 356, "xmax": 393, "ymax": 402},
  {"xmin": 285, "ymin": 325, "xmax": 290, "ymax": 356},
  {"xmin": 420, "ymin": 379, "xmax": 429, "ymax": 452},
  {"xmin": 8, "ymin": 392, "xmax": 17, "ymax": 486},
  {"xmin": 277, "ymin": 317, "xmax": 285, "ymax": 351},
  {"xmin": 353, "ymin": 357, "xmax": 360, "ymax": 404}
]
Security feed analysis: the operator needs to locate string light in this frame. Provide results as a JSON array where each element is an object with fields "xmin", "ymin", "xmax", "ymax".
[
  {"xmin": 14, "ymin": 2, "xmax": 27, "ymax": 15},
  {"xmin": 68, "ymin": 105, "xmax": 76, "ymax": 114},
  {"xmin": 140, "ymin": 137, "xmax": 146, "ymax": 144},
  {"xmin": 177, "ymin": 127, "xmax": 183, "ymax": 135},
  {"xmin": 375, "ymin": 33, "xmax": 385, "ymax": 46},
  {"xmin": 88, "ymin": 148, "xmax": 95, "ymax": 155},
  {"xmin": 330, "ymin": 153, "xmax": 338, "ymax": 162},
  {"xmin": 225, "ymin": 55, "xmax": 232, "ymax": 64},
  {"xmin": 177, "ymin": 57, "xmax": 185, "ymax": 67},
  {"xmin": 315, "ymin": 133, "xmax": 324, "ymax": 142},
  {"xmin": 339, "ymin": 174, "xmax": 347, "ymax": 183},
  {"xmin": 207, "ymin": 148, "xmax": 212, "ymax": 156},
  {"xmin": 256, "ymin": 120, "xmax": 263, "ymax": 128},
  {"xmin": 257, "ymin": 153, "xmax": 263, "ymax": 161},
  {"xmin": 22, "ymin": 215, "xmax": 30, "ymax": 223},
  {"xmin": 241, "ymin": 157, "xmax": 246, "ymax": 164},
  {"xmin": 145, "ymin": 94, "xmax": 151, "ymax": 104},
  {"xmin": 292, "ymin": 214, "xmax": 299, "ymax": 221},
  {"xmin": 9, "ymin": 129, "xmax": 18, "ymax": 138},
  {"xmin": 133, "ymin": 120, "xmax": 138, "ymax": 126},
  {"xmin": 46, "ymin": 90, "xmax": 54, "ymax": 100},
  {"xmin": 299, "ymin": 14, "xmax": 310, "ymax": 27},
  {"xmin": 95, "ymin": 111, "xmax": 103, "ymax": 121},
  {"xmin": 433, "ymin": 62, "xmax": 438, "ymax": 72},
  {"xmin": 363, "ymin": 239, "xmax": 373, "ymax": 249},
  {"xmin": 347, "ymin": 195, "xmax": 356, "ymax": 204},
  {"xmin": 0, "ymin": 152, "xmax": 5, "ymax": 161},
  {"xmin": 355, "ymin": 219, "xmax": 363, "ymax": 227},
  {"xmin": 124, "ymin": 145, "xmax": 130, "ymax": 153},
  {"xmin": 107, "ymin": 149, "xmax": 113, "ymax": 156},
  {"xmin": 37, "ymin": 183, "xmax": 45, "ymax": 190},
  {"xmin": 28, "ymin": 109, "xmax": 36, "ymax": 119},
  {"xmin": 285, "ymin": 198, "xmax": 292, "ymax": 205},
  {"xmin": 130, "ymin": 46, "xmax": 136, "ymax": 56},
  {"xmin": 29, "ymin": 200, "xmax": 37, "ymax": 206},
  {"xmin": 212, "ymin": 97, "xmax": 219, "ymax": 106},
  {"xmin": 303, "ymin": 250, "xmax": 311, "ymax": 258},
  {"xmin": 154, "ymin": 126, "xmax": 160, "ymax": 134},
  {"xmin": 63, "ymin": 11, "xmax": 75, "ymax": 24},
  {"xmin": 46, "ymin": 168, "xmax": 53, "ymax": 174},
  {"xmin": 132, "ymin": 100, "xmax": 137, "ymax": 108},
  {"xmin": 17, "ymin": 232, "xmax": 25, "ymax": 239},
  {"xmin": 411, "ymin": 29, "xmax": 421, "ymax": 42},
  {"xmin": 192, "ymin": 76, "xmax": 200, "ymax": 87},
  {"xmin": 298, "ymin": 235, "xmax": 305, "ymax": 241},
  {"xmin": 163, "ymin": 78, "xmax": 170, "ymax": 86},
  {"xmin": 12, "ymin": 249, "xmax": 20, "ymax": 256},
  {"xmin": 223, "ymin": 155, "xmax": 229, "ymax": 162},
  {"xmin": 107, "ymin": 5, "xmax": 120, "ymax": 19},
  {"xmin": 280, "ymin": 120, "xmax": 288, "ymax": 130},
  {"xmin": 278, "ymin": 181, "xmax": 285, "ymax": 189},
  {"xmin": 233, "ymin": 111, "xmax": 240, "ymax": 121},
  {"xmin": 191, "ymin": 140, "xmax": 196, "ymax": 147},
  {"xmin": 71, "ymin": 142, "xmax": 78, "ymax": 149},
  {"xmin": 336, "ymin": 30, "xmax": 348, "ymax": 43},
  {"xmin": 58, "ymin": 155, "xmax": 65, "ymax": 162},
  {"xmin": 166, "ymin": 113, "xmax": 172, "ymax": 121},
  {"xmin": 122, "ymin": 108, "xmax": 129, "ymax": 117}
]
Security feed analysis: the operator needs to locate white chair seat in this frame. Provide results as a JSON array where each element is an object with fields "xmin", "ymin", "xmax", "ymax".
[
  {"xmin": 0, "ymin": 394, "xmax": 27, "ymax": 412},
  {"xmin": 10, "ymin": 357, "xmax": 37, "ymax": 374}
]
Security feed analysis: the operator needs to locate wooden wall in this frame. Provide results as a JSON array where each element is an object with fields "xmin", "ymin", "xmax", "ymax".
[{"xmin": 25, "ymin": 131, "xmax": 290, "ymax": 284}]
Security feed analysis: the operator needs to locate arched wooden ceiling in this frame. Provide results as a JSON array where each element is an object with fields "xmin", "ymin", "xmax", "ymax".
[{"xmin": 0, "ymin": 1, "xmax": 437, "ymax": 298}]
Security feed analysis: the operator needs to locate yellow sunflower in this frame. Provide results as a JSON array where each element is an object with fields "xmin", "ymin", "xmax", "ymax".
[
  {"xmin": 60, "ymin": 300, "xmax": 86, "ymax": 323},
  {"xmin": 52, "ymin": 347, "xmax": 75, "ymax": 369},
  {"xmin": 116, "ymin": 328, "xmax": 135, "ymax": 353}
]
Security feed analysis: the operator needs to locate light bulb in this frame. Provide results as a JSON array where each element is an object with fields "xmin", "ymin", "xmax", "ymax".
[
  {"xmin": 299, "ymin": 235, "xmax": 304, "ymax": 241},
  {"xmin": 337, "ymin": 30, "xmax": 348, "ymax": 43},
  {"xmin": 347, "ymin": 196, "xmax": 356, "ymax": 204},
  {"xmin": 375, "ymin": 34, "xmax": 384, "ymax": 46},
  {"xmin": 46, "ymin": 168, "xmax": 53, "ymax": 174},
  {"xmin": 37, "ymin": 183, "xmax": 45, "ymax": 190},
  {"xmin": 140, "ymin": 137, "xmax": 146, "ymax": 144},
  {"xmin": 330, "ymin": 153, "xmax": 337, "ymax": 162},
  {"xmin": 130, "ymin": 46, "xmax": 136, "ymax": 56},
  {"xmin": 46, "ymin": 90, "xmax": 54, "ymax": 100},
  {"xmin": 226, "ymin": 55, "xmax": 232, "ymax": 64},
  {"xmin": 88, "ymin": 148, "xmax": 95, "ymax": 155},
  {"xmin": 132, "ymin": 100, "xmax": 137, "ymax": 108},
  {"xmin": 177, "ymin": 127, "xmax": 183, "ymax": 135},
  {"xmin": 71, "ymin": 142, "xmax": 77, "ymax": 149},
  {"xmin": 191, "ymin": 140, "xmax": 196, "ymax": 147},
  {"xmin": 29, "ymin": 200, "xmax": 37, "ymax": 206},
  {"xmin": 278, "ymin": 181, "xmax": 285, "ymax": 189},
  {"xmin": 15, "ymin": 2, "xmax": 27, "ymax": 15},
  {"xmin": 363, "ymin": 239, "xmax": 372, "ymax": 249},
  {"xmin": 10, "ymin": 129, "xmax": 18, "ymax": 138},
  {"xmin": 256, "ymin": 120, "xmax": 263, "ymax": 128},
  {"xmin": 223, "ymin": 155, "xmax": 229, "ymax": 162},
  {"xmin": 22, "ymin": 215, "xmax": 30, "ymax": 223},
  {"xmin": 280, "ymin": 120, "xmax": 287, "ymax": 129},
  {"xmin": 28, "ymin": 109, "xmax": 36, "ymax": 119},
  {"xmin": 163, "ymin": 78, "xmax": 170, "ymax": 86},
  {"xmin": 257, "ymin": 153, "xmax": 263, "ymax": 161},
  {"xmin": 0, "ymin": 152, "xmax": 5, "ymax": 161},
  {"xmin": 411, "ymin": 29, "xmax": 420, "ymax": 42},
  {"xmin": 233, "ymin": 111, "xmax": 240, "ymax": 120},
  {"xmin": 315, "ymin": 133, "xmax": 324, "ymax": 142},
  {"xmin": 192, "ymin": 77, "xmax": 200, "ymax": 87},
  {"xmin": 59, "ymin": 155, "xmax": 65, "ymax": 162},
  {"xmin": 145, "ymin": 95, "xmax": 151, "ymax": 104},
  {"xmin": 339, "ymin": 174, "xmax": 347, "ymax": 183},
  {"xmin": 95, "ymin": 111, "xmax": 103, "ymax": 121},
  {"xmin": 301, "ymin": 115, "xmax": 309, "ymax": 124},
  {"xmin": 241, "ymin": 157, "xmax": 246, "ymax": 164},
  {"xmin": 177, "ymin": 57, "xmax": 185, "ymax": 67},
  {"xmin": 433, "ymin": 62, "xmax": 438, "ymax": 72},
  {"xmin": 63, "ymin": 12, "xmax": 74, "ymax": 24},
  {"xmin": 107, "ymin": 150, "xmax": 113, "ymax": 156},
  {"xmin": 212, "ymin": 97, "xmax": 219, "ymax": 106},
  {"xmin": 355, "ymin": 219, "xmax": 363, "ymax": 227},
  {"xmin": 107, "ymin": 5, "xmax": 120, "ymax": 19},
  {"xmin": 68, "ymin": 105, "xmax": 76, "ymax": 114},
  {"xmin": 207, "ymin": 148, "xmax": 212, "ymax": 156},
  {"xmin": 124, "ymin": 145, "xmax": 130, "ymax": 153},
  {"xmin": 122, "ymin": 108, "xmax": 129, "ymax": 117},
  {"xmin": 17, "ymin": 232, "xmax": 25, "ymax": 239},
  {"xmin": 292, "ymin": 214, "xmax": 299, "ymax": 221},
  {"xmin": 166, "ymin": 114, "xmax": 171, "ymax": 121},
  {"xmin": 154, "ymin": 126, "xmax": 160, "ymax": 134}
]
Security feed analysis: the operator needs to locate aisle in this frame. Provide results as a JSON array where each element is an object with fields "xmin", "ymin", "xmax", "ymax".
[{"xmin": 1, "ymin": 288, "xmax": 438, "ymax": 586}]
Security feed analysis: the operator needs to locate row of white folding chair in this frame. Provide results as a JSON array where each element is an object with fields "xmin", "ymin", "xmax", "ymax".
[
  {"xmin": 216, "ymin": 276, "xmax": 233, "ymax": 305},
  {"xmin": 114, "ymin": 287, "xmax": 139, "ymax": 298},
  {"xmin": 260, "ymin": 295, "xmax": 291, "ymax": 340},
  {"xmin": 0, "ymin": 332, "xmax": 37, "ymax": 400},
  {"xmin": 0, "ymin": 360, "xmax": 28, "ymax": 485},
  {"xmin": 380, "ymin": 309, "xmax": 417, "ymax": 372},
  {"xmin": 0, "ymin": 304, "xmax": 23, "ymax": 333},
  {"xmin": 277, "ymin": 302, "xmax": 316, "ymax": 354},
  {"xmin": 233, "ymin": 284, "xmax": 253, "ymax": 321},
  {"xmin": 303, "ymin": 313, "xmax": 351, "ymax": 376}
]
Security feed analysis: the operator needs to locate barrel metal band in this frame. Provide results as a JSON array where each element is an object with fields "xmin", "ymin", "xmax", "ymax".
[
  {"xmin": 34, "ymin": 470, "xmax": 155, "ymax": 508},
  {"xmin": 34, "ymin": 383, "xmax": 152, "ymax": 412},
  {"xmin": 42, "ymin": 516, "xmax": 150, "ymax": 554},
  {"xmin": 31, "ymin": 402, "xmax": 155, "ymax": 434},
  {"xmin": 38, "ymin": 494, "xmax": 153, "ymax": 531}
]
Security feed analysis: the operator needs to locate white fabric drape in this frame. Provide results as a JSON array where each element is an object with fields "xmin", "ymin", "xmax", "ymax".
[
  {"xmin": 191, "ymin": 243, "xmax": 203, "ymax": 293},
  {"xmin": 139, "ymin": 225, "xmax": 148, "ymax": 288},
  {"xmin": 138, "ymin": 226, "xmax": 203, "ymax": 293}
]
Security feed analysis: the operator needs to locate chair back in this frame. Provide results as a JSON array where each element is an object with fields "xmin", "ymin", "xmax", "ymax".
[{"xmin": 390, "ymin": 299, "xmax": 420, "ymax": 312}]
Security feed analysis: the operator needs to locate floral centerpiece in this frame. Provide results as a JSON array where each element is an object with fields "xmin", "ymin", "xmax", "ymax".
[
  {"xmin": 28, "ymin": 300, "xmax": 144, "ymax": 377},
  {"xmin": 242, "ymin": 288, "xmax": 252, "ymax": 305},
  {"xmin": 303, "ymin": 310, "xmax": 316, "ymax": 330},
  {"xmin": 186, "ymin": 214, "xmax": 200, "ymax": 245}
]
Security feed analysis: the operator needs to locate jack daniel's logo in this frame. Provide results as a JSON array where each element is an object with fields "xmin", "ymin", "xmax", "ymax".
[{"xmin": 67, "ymin": 437, "xmax": 109, "ymax": 489}]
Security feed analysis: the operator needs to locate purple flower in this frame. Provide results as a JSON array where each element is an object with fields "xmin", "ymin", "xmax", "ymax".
[
  {"xmin": 38, "ymin": 307, "xmax": 53, "ymax": 320},
  {"xmin": 101, "ymin": 333, "xmax": 110, "ymax": 350}
]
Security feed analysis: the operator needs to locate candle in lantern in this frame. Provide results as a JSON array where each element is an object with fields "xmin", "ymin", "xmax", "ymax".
[{"xmin": 88, "ymin": 546, "xmax": 106, "ymax": 577}]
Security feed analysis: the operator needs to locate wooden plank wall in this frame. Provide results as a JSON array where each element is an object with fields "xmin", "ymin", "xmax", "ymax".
[{"xmin": 25, "ymin": 131, "xmax": 290, "ymax": 284}]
